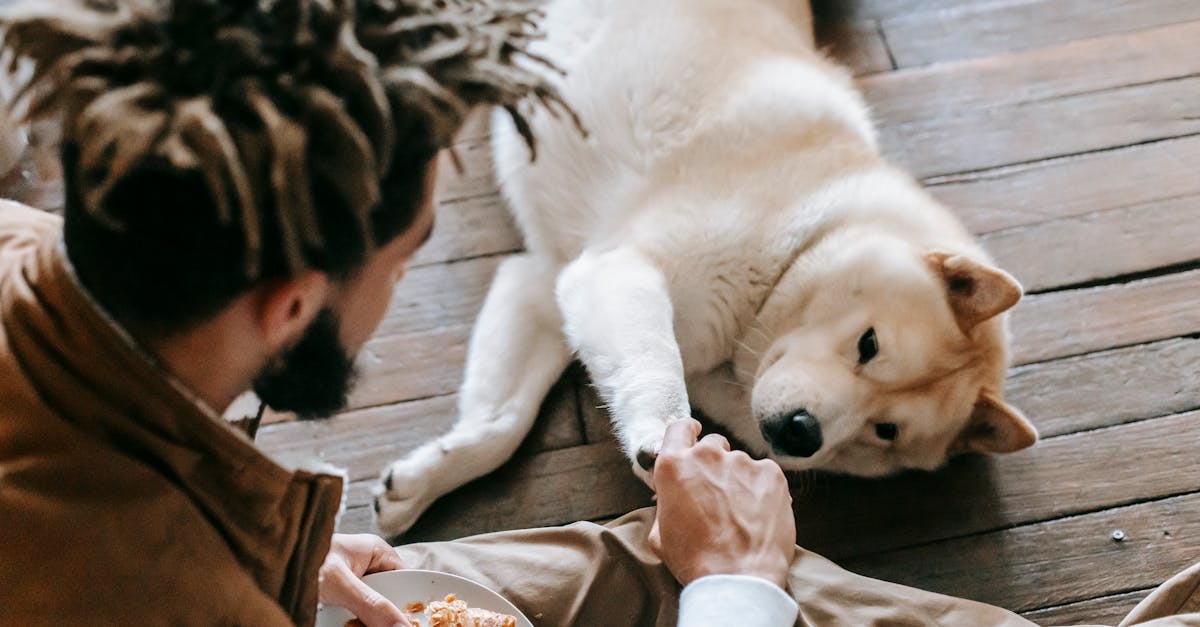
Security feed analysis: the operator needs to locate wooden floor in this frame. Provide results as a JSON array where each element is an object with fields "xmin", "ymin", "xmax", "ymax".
[{"xmin": 5, "ymin": 1, "xmax": 1198, "ymax": 623}]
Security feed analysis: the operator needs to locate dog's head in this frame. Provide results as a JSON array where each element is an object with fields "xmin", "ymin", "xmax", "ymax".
[{"xmin": 745, "ymin": 229, "xmax": 1035, "ymax": 477}]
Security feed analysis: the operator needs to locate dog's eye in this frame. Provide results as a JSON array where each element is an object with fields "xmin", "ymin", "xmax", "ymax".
[
  {"xmin": 857, "ymin": 327, "xmax": 879, "ymax": 364},
  {"xmin": 875, "ymin": 423, "xmax": 899, "ymax": 441}
]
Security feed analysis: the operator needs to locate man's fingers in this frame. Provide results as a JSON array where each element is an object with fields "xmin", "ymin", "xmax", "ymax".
[
  {"xmin": 367, "ymin": 542, "xmax": 404, "ymax": 574},
  {"xmin": 323, "ymin": 564, "xmax": 411, "ymax": 627},
  {"xmin": 660, "ymin": 418, "xmax": 701, "ymax": 455},
  {"xmin": 647, "ymin": 518, "xmax": 663, "ymax": 556},
  {"xmin": 699, "ymin": 433, "xmax": 731, "ymax": 451}
]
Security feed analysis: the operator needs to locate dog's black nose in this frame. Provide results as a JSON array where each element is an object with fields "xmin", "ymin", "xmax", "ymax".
[{"xmin": 765, "ymin": 410, "xmax": 823, "ymax": 457}]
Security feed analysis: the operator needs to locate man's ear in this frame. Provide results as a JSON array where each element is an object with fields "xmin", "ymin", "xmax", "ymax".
[
  {"xmin": 256, "ymin": 271, "xmax": 331, "ymax": 352},
  {"xmin": 952, "ymin": 392, "xmax": 1038, "ymax": 455},
  {"xmin": 926, "ymin": 251, "xmax": 1023, "ymax": 334}
]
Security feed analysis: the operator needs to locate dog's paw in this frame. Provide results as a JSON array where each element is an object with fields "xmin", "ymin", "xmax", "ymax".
[
  {"xmin": 623, "ymin": 419, "xmax": 672, "ymax": 473},
  {"xmin": 631, "ymin": 458, "xmax": 656, "ymax": 491},
  {"xmin": 373, "ymin": 446, "xmax": 443, "ymax": 536},
  {"xmin": 635, "ymin": 444, "xmax": 659, "ymax": 471}
]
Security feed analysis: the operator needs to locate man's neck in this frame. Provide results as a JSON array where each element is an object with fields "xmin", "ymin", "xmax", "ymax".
[{"xmin": 139, "ymin": 300, "xmax": 266, "ymax": 416}]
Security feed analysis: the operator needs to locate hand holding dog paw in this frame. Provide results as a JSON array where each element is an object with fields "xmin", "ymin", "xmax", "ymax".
[{"xmin": 648, "ymin": 419, "xmax": 795, "ymax": 589}]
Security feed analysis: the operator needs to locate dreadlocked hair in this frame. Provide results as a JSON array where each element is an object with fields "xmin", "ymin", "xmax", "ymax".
[{"xmin": 0, "ymin": 0, "xmax": 574, "ymax": 336}]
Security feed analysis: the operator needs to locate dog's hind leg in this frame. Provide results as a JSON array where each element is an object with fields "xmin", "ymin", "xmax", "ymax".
[
  {"xmin": 374, "ymin": 255, "xmax": 570, "ymax": 535},
  {"xmin": 557, "ymin": 246, "xmax": 692, "ymax": 475}
]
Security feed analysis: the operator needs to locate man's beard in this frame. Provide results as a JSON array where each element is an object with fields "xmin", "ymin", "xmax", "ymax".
[{"xmin": 252, "ymin": 308, "xmax": 358, "ymax": 420}]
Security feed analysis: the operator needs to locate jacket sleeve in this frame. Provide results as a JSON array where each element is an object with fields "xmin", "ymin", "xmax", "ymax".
[{"xmin": 677, "ymin": 574, "xmax": 799, "ymax": 627}]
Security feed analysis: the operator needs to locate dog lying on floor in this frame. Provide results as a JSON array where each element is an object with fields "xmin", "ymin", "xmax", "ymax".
[{"xmin": 374, "ymin": 0, "xmax": 1037, "ymax": 534}]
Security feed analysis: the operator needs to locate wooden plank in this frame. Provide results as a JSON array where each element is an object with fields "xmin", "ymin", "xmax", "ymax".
[
  {"xmin": 1022, "ymin": 589, "xmax": 1150, "ymax": 626},
  {"xmin": 257, "ymin": 394, "xmax": 457, "ymax": 482},
  {"xmin": 356, "ymin": 334, "xmax": 581, "ymax": 442},
  {"xmin": 332, "ymin": 378, "xmax": 596, "ymax": 537},
  {"xmin": 449, "ymin": 107, "xmax": 493, "ymax": 147},
  {"xmin": 435, "ymin": 135, "xmax": 498, "ymax": 204},
  {"xmin": 338, "ymin": 503, "xmax": 377, "ymax": 535},
  {"xmin": 931, "ymin": 135, "xmax": 1200, "ymax": 235},
  {"xmin": 336, "ymin": 447, "xmax": 645, "ymax": 538},
  {"xmin": 842, "ymin": 492, "xmax": 1200, "ymax": 613},
  {"xmin": 880, "ymin": 76, "xmax": 1200, "ymax": 179},
  {"xmin": 821, "ymin": 0, "xmax": 1002, "ymax": 22},
  {"xmin": 517, "ymin": 372, "xmax": 585, "ymax": 456},
  {"xmin": 258, "ymin": 374, "xmax": 584, "ymax": 484},
  {"xmin": 409, "ymin": 192, "xmax": 522, "ymax": 269},
  {"xmin": 1010, "ymin": 269, "xmax": 1200, "ymax": 365},
  {"xmin": 1005, "ymin": 337, "xmax": 1200, "ymax": 439},
  {"xmin": 813, "ymin": 10, "xmax": 895, "ymax": 76},
  {"xmin": 374, "ymin": 254, "xmax": 505, "ymax": 338},
  {"xmin": 349, "ymin": 325, "xmax": 470, "ymax": 410},
  {"xmin": 880, "ymin": 0, "xmax": 1200, "ymax": 67},
  {"xmin": 398, "ymin": 441, "xmax": 652, "ymax": 542},
  {"xmin": 793, "ymin": 410, "xmax": 1200, "ymax": 561},
  {"xmin": 982, "ymin": 196, "xmax": 1200, "ymax": 293},
  {"xmin": 578, "ymin": 380, "xmax": 612, "ymax": 445},
  {"xmin": 861, "ymin": 20, "xmax": 1200, "ymax": 126}
]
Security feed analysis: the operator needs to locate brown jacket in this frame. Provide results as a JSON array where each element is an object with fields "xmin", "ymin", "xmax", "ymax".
[{"xmin": 0, "ymin": 203, "xmax": 343, "ymax": 625}]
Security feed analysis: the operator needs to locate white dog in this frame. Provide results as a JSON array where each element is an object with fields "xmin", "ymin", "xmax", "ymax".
[{"xmin": 375, "ymin": 0, "xmax": 1037, "ymax": 535}]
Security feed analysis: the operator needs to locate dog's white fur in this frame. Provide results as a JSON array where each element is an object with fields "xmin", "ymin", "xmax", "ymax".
[{"xmin": 374, "ymin": 0, "xmax": 1037, "ymax": 534}]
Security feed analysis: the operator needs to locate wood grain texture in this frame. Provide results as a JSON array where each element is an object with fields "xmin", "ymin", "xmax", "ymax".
[
  {"xmin": 258, "ymin": 394, "xmax": 458, "ymax": 482},
  {"xmin": 881, "ymin": 0, "xmax": 1200, "ymax": 67},
  {"xmin": 517, "ymin": 372, "xmax": 586, "ymax": 456},
  {"xmin": 400, "ymin": 441, "xmax": 651, "ymax": 542},
  {"xmin": 335, "ymin": 441, "xmax": 652, "ymax": 538},
  {"xmin": 1005, "ymin": 338, "xmax": 1200, "ymax": 439},
  {"xmin": 930, "ymin": 134, "xmax": 1200, "ymax": 235},
  {"xmin": 374, "ymin": 254, "xmax": 505, "ymax": 338},
  {"xmin": 982, "ymin": 196, "xmax": 1200, "ymax": 293},
  {"xmin": 434, "ymin": 135, "xmax": 498, "ymax": 204},
  {"xmin": 793, "ymin": 410, "xmax": 1200, "ymax": 561},
  {"xmin": 861, "ymin": 20, "xmax": 1200, "ymax": 127},
  {"xmin": 880, "ymin": 76, "xmax": 1200, "ymax": 179},
  {"xmin": 1022, "ymin": 589, "xmax": 1150, "ymax": 626},
  {"xmin": 1010, "ymin": 269, "xmax": 1200, "ymax": 365},
  {"xmin": 349, "ymin": 325, "xmax": 470, "ymax": 410},
  {"xmin": 409, "ymin": 192, "xmax": 522, "ymax": 269},
  {"xmin": 842, "ymin": 491, "xmax": 1200, "ymax": 612},
  {"xmin": 258, "ymin": 369, "xmax": 584, "ymax": 484},
  {"xmin": 813, "ymin": 1, "xmax": 895, "ymax": 76},
  {"xmin": 825, "ymin": 0, "xmax": 1004, "ymax": 22}
]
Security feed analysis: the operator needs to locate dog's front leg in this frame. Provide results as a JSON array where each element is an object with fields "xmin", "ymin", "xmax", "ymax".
[
  {"xmin": 557, "ymin": 247, "xmax": 691, "ymax": 474},
  {"xmin": 374, "ymin": 255, "xmax": 571, "ymax": 535}
]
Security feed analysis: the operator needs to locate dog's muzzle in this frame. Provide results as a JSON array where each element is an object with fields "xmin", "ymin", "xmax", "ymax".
[{"xmin": 763, "ymin": 410, "xmax": 824, "ymax": 458}]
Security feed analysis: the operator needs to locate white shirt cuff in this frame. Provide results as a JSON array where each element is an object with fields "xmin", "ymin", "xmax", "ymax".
[{"xmin": 678, "ymin": 574, "xmax": 799, "ymax": 627}]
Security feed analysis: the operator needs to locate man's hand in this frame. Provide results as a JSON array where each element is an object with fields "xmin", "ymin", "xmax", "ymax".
[
  {"xmin": 319, "ymin": 533, "xmax": 411, "ymax": 627},
  {"xmin": 648, "ymin": 419, "xmax": 795, "ymax": 588}
]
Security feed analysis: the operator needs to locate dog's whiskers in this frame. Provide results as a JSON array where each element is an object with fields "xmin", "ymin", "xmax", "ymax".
[
  {"xmin": 732, "ymin": 337, "xmax": 761, "ymax": 358},
  {"xmin": 748, "ymin": 313, "xmax": 772, "ymax": 343},
  {"xmin": 733, "ymin": 366, "xmax": 758, "ymax": 382},
  {"xmin": 722, "ymin": 376, "xmax": 751, "ymax": 392}
]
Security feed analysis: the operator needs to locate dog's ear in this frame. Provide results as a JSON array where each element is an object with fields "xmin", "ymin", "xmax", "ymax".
[
  {"xmin": 951, "ymin": 392, "xmax": 1037, "ymax": 455},
  {"xmin": 926, "ymin": 251, "xmax": 1022, "ymax": 334}
]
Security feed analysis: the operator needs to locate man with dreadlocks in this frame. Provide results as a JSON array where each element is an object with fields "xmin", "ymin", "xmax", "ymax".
[
  {"xmin": 0, "ymin": 0, "xmax": 804, "ymax": 625},
  {"xmin": 4, "ymin": 0, "xmax": 1200, "ymax": 626}
]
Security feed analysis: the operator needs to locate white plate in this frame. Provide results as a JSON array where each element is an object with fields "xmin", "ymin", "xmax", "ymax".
[{"xmin": 315, "ymin": 569, "xmax": 534, "ymax": 627}]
